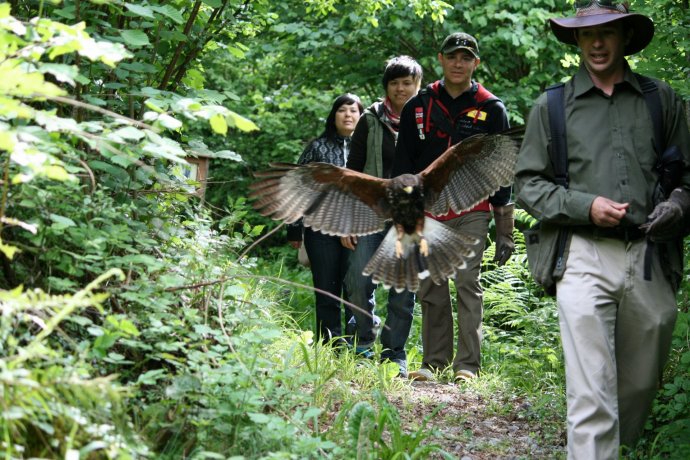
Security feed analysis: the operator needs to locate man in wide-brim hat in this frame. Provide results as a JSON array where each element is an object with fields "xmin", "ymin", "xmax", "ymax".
[
  {"xmin": 550, "ymin": 0, "xmax": 654, "ymax": 55},
  {"xmin": 515, "ymin": 1, "xmax": 690, "ymax": 459}
]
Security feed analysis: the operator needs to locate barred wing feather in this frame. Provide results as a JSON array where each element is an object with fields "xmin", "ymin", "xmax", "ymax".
[
  {"xmin": 422, "ymin": 127, "xmax": 523, "ymax": 217},
  {"xmin": 249, "ymin": 162, "xmax": 390, "ymax": 236}
]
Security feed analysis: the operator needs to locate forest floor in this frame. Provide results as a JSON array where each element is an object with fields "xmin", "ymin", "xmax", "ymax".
[{"xmin": 390, "ymin": 379, "xmax": 567, "ymax": 459}]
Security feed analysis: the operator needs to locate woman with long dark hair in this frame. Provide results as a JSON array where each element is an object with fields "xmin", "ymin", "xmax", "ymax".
[{"xmin": 287, "ymin": 93, "xmax": 364, "ymax": 344}]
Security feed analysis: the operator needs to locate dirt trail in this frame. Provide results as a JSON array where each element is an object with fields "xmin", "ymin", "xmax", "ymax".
[{"xmin": 390, "ymin": 380, "xmax": 566, "ymax": 459}]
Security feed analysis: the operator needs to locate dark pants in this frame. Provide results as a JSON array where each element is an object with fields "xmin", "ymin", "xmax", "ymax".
[
  {"xmin": 345, "ymin": 230, "xmax": 415, "ymax": 363},
  {"xmin": 304, "ymin": 228, "xmax": 351, "ymax": 342}
]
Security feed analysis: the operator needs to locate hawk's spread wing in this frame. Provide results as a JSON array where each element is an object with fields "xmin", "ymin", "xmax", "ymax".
[
  {"xmin": 421, "ymin": 126, "xmax": 524, "ymax": 216},
  {"xmin": 249, "ymin": 162, "xmax": 390, "ymax": 236}
]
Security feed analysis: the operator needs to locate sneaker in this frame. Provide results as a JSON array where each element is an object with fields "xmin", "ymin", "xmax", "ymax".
[
  {"xmin": 355, "ymin": 346, "xmax": 374, "ymax": 359},
  {"xmin": 408, "ymin": 368, "xmax": 435, "ymax": 382},
  {"xmin": 454, "ymin": 369, "xmax": 477, "ymax": 381}
]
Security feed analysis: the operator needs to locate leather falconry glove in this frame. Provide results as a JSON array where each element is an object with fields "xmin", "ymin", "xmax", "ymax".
[
  {"xmin": 493, "ymin": 203, "xmax": 515, "ymax": 266},
  {"xmin": 640, "ymin": 187, "xmax": 690, "ymax": 241}
]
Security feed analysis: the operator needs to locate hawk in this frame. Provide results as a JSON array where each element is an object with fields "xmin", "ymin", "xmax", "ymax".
[{"xmin": 250, "ymin": 126, "xmax": 523, "ymax": 292}]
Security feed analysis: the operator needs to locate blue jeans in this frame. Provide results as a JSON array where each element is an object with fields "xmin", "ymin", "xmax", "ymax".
[
  {"xmin": 345, "ymin": 229, "xmax": 415, "ymax": 363},
  {"xmin": 303, "ymin": 228, "xmax": 352, "ymax": 342}
]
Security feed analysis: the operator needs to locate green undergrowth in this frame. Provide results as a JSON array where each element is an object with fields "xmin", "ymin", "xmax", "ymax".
[{"xmin": 3, "ymin": 195, "xmax": 688, "ymax": 458}]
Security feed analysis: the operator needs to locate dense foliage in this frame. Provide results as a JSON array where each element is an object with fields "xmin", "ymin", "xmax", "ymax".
[{"xmin": 1, "ymin": 0, "xmax": 688, "ymax": 458}]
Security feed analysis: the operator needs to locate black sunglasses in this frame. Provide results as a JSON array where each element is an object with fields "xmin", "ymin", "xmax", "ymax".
[{"xmin": 446, "ymin": 38, "xmax": 476, "ymax": 49}]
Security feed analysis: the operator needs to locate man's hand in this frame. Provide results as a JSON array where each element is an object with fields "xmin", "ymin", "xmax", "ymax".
[
  {"xmin": 640, "ymin": 188, "xmax": 690, "ymax": 241},
  {"xmin": 340, "ymin": 235, "xmax": 357, "ymax": 250},
  {"xmin": 590, "ymin": 197, "xmax": 629, "ymax": 227},
  {"xmin": 493, "ymin": 204, "xmax": 515, "ymax": 266}
]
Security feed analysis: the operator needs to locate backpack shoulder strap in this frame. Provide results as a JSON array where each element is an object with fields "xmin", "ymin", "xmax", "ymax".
[
  {"xmin": 634, "ymin": 73, "xmax": 665, "ymax": 155},
  {"xmin": 418, "ymin": 83, "xmax": 455, "ymax": 138},
  {"xmin": 544, "ymin": 82, "xmax": 571, "ymax": 285},
  {"xmin": 634, "ymin": 74, "xmax": 667, "ymax": 283},
  {"xmin": 546, "ymin": 82, "xmax": 568, "ymax": 188}
]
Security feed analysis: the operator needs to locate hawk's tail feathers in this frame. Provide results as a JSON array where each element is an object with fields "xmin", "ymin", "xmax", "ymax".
[{"xmin": 363, "ymin": 218, "xmax": 478, "ymax": 293}]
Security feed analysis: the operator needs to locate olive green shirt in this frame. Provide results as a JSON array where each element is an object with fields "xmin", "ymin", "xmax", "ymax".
[{"xmin": 515, "ymin": 63, "xmax": 690, "ymax": 227}]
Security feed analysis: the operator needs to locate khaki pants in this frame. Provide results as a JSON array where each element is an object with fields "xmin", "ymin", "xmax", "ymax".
[
  {"xmin": 557, "ymin": 234, "xmax": 677, "ymax": 460},
  {"xmin": 418, "ymin": 212, "xmax": 490, "ymax": 374}
]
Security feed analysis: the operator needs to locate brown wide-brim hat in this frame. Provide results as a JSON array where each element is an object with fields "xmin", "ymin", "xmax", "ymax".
[{"xmin": 549, "ymin": 3, "xmax": 654, "ymax": 55}]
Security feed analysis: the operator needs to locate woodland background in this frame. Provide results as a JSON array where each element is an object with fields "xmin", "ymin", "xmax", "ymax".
[{"xmin": 1, "ymin": 0, "xmax": 689, "ymax": 458}]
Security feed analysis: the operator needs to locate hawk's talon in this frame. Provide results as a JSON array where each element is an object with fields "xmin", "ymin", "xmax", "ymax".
[{"xmin": 419, "ymin": 238, "xmax": 429, "ymax": 257}]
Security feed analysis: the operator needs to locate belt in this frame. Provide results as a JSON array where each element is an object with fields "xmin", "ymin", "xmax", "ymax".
[{"xmin": 578, "ymin": 226, "xmax": 646, "ymax": 243}]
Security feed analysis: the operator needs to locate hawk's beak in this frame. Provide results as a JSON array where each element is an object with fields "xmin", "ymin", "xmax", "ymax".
[{"xmin": 403, "ymin": 186, "xmax": 413, "ymax": 194}]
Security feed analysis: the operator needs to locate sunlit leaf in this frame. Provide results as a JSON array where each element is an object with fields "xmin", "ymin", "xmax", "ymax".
[
  {"xmin": 158, "ymin": 114, "xmax": 183, "ymax": 130},
  {"xmin": 226, "ymin": 111, "xmax": 259, "ymax": 132},
  {"xmin": 44, "ymin": 165, "xmax": 75, "ymax": 181},
  {"xmin": 209, "ymin": 113, "xmax": 228, "ymax": 135},
  {"xmin": 0, "ymin": 238, "xmax": 19, "ymax": 259},
  {"xmin": 209, "ymin": 150, "xmax": 242, "ymax": 161},
  {"xmin": 38, "ymin": 63, "xmax": 79, "ymax": 86},
  {"xmin": 111, "ymin": 126, "xmax": 145, "ymax": 141}
]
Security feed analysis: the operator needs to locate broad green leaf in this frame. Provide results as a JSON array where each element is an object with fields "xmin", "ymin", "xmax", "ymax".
[
  {"xmin": 35, "ymin": 112, "xmax": 80, "ymax": 132},
  {"xmin": 119, "ymin": 62, "xmax": 158, "ymax": 73},
  {"xmin": 0, "ymin": 129, "xmax": 16, "ymax": 151},
  {"xmin": 144, "ymin": 99, "xmax": 167, "ymax": 113},
  {"xmin": 88, "ymin": 160, "xmax": 130, "ymax": 182},
  {"xmin": 203, "ymin": 0, "xmax": 223, "ymax": 7},
  {"xmin": 0, "ymin": 238, "xmax": 19, "ymax": 260},
  {"xmin": 118, "ymin": 319, "xmax": 140, "ymax": 336},
  {"xmin": 77, "ymin": 39, "xmax": 132, "ymax": 67},
  {"xmin": 119, "ymin": 30, "xmax": 150, "ymax": 48},
  {"xmin": 226, "ymin": 111, "xmax": 259, "ymax": 132},
  {"xmin": 0, "ymin": 7, "xmax": 26, "ymax": 35},
  {"xmin": 119, "ymin": 254, "xmax": 160, "ymax": 267},
  {"xmin": 124, "ymin": 3, "xmax": 156, "ymax": 19},
  {"xmin": 248, "ymin": 413, "xmax": 271, "ymax": 424},
  {"xmin": 209, "ymin": 113, "xmax": 228, "ymax": 135},
  {"xmin": 44, "ymin": 165, "xmax": 74, "ymax": 181},
  {"xmin": 158, "ymin": 114, "xmax": 183, "ymax": 130},
  {"xmin": 137, "ymin": 369, "xmax": 167, "ymax": 385},
  {"xmin": 49, "ymin": 214, "xmax": 77, "ymax": 228},
  {"xmin": 151, "ymin": 5, "xmax": 184, "ymax": 24},
  {"xmin": 0, "ymin": 97, "xmax": 33, "ymax": 119},
  {"xmin": 82, "ymin": 95, "xmax": 108, "ymax": 106},
  {"xmin": 174, "ymin": 98, "xmax": 203, "ymax": 112},
  {"xmin": 142, "ymin": 132, "xmax": 187, "ymax": 162},
  {"xmin": 226, "ymin": 45, "xmax": 246, "ymax": 59},
  {"xmin": 38, "ymin": 63, "xmax": 79, "ymax": 86},
  {"xmin": 94, "ymin": 333, "xmax": 119, "ymax": 351},
  {"xmin": 111, "ymin": 126, "xmax": 145, "ymax": 141},
  {"xmin": 209, "ymin": 150, "xmax": 242, "ymax": 161}
]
